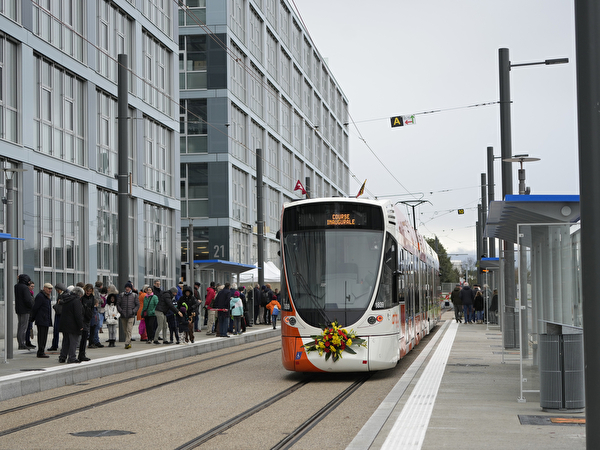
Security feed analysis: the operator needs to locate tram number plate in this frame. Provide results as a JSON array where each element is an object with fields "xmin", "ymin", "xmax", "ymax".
[{"xmin": 374, "ymin": 302, "xmax": 385, "ymax": 309}]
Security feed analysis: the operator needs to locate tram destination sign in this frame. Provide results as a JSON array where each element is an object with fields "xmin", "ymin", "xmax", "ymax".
[{"xmin": 285, "ymin": 202, "xmax": 384, "ymax": 232}]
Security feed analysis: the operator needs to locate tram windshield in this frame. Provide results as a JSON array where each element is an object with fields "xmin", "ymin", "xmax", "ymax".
[{"xmin": 282, "ymin": 202, "xmax": 384, "ymax": 328}]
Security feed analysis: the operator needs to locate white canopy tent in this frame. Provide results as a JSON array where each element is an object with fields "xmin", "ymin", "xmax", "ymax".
[{"xmin": 239, "ymin": 261, "xmax": 281, "ymax": 284}]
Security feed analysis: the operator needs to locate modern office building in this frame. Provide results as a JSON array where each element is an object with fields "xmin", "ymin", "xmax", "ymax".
[
  {"xmin": 179, "ymin": 0, "xmax": 350, "ymax": 285},
  {"xmin": 0, "ymin": 0, "xmax": 180, "ymax": 324}
]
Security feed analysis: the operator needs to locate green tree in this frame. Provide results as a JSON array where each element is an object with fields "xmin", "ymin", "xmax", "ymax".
[{"xmin": 426, "ymin": 237, "xmax": 458, "ymax": 283}]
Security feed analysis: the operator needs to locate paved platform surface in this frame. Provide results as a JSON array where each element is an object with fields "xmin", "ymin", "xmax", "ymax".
[{"xmin": 0, "ymin": 312, "xmax": 587, "ymax": 449}]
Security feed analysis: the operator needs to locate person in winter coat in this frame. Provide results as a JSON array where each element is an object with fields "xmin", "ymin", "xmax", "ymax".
[
  {"xmin": 153, "ymin": 287, "xmax": 183, "ymax": 345},
  {"xmin": 474, "ymin": 290, "xmax": 485, "ymax": 324},
  {"xmin": 205, "ymin": 282, "xmax": 217, "ymax": 335},
  {"xmin": 30, "ymin": 283, "xmax": 53, "ymax": 358},
  {"xmin": 117, "ymin": 282, "xmax": 139, "ymax": 349},
  {"xmin": 178, "ymin": 285, "xmax": 198, "ymax": 342},
  {"xmin": 104, "ymin": 293, "xmax": 120, "ymax": 347},
  {"xmin": 59, "ymin": 287, "xmax": 84, "ymax": 364},
  {"xmin": 78, "ymin": 284, "xmax": 96, "ymax": 362},
  {"xmin": 193, "ymin": 282, "xmax": 202, "ymax": 331},
  {"xmin": 48, "ymin": 282, "xmax": 68, "ymax": 352},
  {"xmin": 214, "ymin": 283, "xmax": 232, "ymax": 337},
  {"xmin": 459, "ymin": 282, "xmax": 475, "ymax": 324},
  {"xmin": 230, "ymin": 291, "xmax": 244, "ymax": 335},
  {"xmin": 15, "ymin": 273, "xmax": 35, "ymax": 350},
  {"xmin": 450, "ymin": 285, "xmax": 462, "ymax": 323},
  {"xmin": 265, "ymin": 295, "xmax": 282, "ymax": 330},
  {"xmin": 142, "ymin": 286, "xmax": 158, "ymax": 344}
]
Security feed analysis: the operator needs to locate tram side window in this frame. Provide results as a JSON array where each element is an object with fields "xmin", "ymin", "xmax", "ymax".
[{"xmin": 374, "ymin": 233, "xmax": 397, "ymax": 310}]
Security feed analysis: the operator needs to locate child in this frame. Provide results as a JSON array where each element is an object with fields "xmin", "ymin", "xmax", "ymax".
[
  {"xmin": 230, "ymin": 291, "xmax": 244, "ymax": 335},
  {"xmin": 104, "ymin": 293, "xmax": 120, "ymax": 347},
  {"xmin": 178, "ymin": 306, "xmax": 194, "ymax": 343},
  {"xmin": 266, "ymin": 295, "xmax": 282, "ymax": 330}
]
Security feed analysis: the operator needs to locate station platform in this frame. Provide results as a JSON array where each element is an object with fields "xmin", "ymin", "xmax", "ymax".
[{"xmin": 0, "ymin": 313, "xmax": 587, "ymax": 449}]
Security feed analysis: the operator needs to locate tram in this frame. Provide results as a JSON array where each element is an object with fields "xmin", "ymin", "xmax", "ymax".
[{"xmin": 279, "ymin": 197, "xmax": 440, "ymax": 372}]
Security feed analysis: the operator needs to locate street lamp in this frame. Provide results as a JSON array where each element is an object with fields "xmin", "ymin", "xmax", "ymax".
[
  {"xmin": 502, "ymin": 154, "xmax": 541, "ymax": 195},
  {"xmin": 498, "ymin": 48, "xmax": 568, "ymax": 349}
]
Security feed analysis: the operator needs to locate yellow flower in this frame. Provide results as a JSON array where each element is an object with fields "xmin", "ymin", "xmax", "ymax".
[
  {"xmin": 347, "ymin": 339, "xmax": 353, "ymax": 346},
  {"xmin": 318, "ymin": 342, "xmax": 325, "ymax": 349}
]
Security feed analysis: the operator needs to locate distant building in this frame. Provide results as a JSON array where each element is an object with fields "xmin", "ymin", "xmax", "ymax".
[
  {"xmin": 178, "ymin": 0, "xmax": 350, "ymax": 285},
  {"xmin": 0, "ymin": 2, "xmax": 179, "ymax": 294}
]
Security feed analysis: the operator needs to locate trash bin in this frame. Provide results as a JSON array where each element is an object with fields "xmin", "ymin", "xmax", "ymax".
[{"xmin": 539, "ymin": 323, "xmax": 585, "ymax": 411}]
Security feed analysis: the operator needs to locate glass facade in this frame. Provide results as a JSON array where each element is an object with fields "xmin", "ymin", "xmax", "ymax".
[{"xmin": 0, "ymin": 0, "xmax": 180, "ymax": 331}]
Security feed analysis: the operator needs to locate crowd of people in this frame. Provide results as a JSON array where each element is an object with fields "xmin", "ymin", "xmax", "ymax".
[
  {"xmin": 449, "ymin": 282, "xmax": 498, "ymax": 325},
  {"xmin": 14, "ymin": 274, "xmax": 283, "ymax": 363}
]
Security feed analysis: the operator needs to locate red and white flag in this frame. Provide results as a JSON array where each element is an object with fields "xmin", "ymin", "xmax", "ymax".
[{"xmin": 294, "ymin": 180, "xmax": 306, "ymax": 195}]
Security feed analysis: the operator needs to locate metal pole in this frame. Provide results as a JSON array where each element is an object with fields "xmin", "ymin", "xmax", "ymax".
[
  {"xmin": 4, "ymin": 178, "xmax": 14, "ymax": 360},
  {"xmin": 574, "ymin": 2, "xmax": 600, "ymax": 446},
  {"xmin": 487, "ymin": 147, "xmax": 496, "ymax": 258},
  {"xmin": 117, "ymin": 54, "xmax": 129, "ymax": 342},
  {"xmin": 188, "ymin": 222, "xmax": 194, "ymax": 285},
  {"xmin": 256, "ymin": 149, "xmax": 264, "ymax": 290},
  {"xmin": 481, "ymin": 173, "xmax": 488, "ymax": 258},
  {"xmin": 499, "ymin": 48, "xmax": 517, "ymax": 348}
]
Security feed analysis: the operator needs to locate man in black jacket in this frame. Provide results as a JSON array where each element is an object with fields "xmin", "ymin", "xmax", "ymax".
[
  {"xmin": 153, "ymin": 287, "xmax": 182, "ymax": 345},
  {"xmin": 59, "ymin": 287, "xmax": 84, "ymax": 364},
  {"xmin": 214, "ymin": 283, "xmax": 232, "ymax": 337},
  {"xmin": 30, "ymin": 283, "xmax": 53, "ymax": 358},
  {"xmin": 15, "ymin": 273, "xmax": 34, "ymax": 350}
]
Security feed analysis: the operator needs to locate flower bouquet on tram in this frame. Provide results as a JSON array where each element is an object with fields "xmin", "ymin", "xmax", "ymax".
[{"xmin": 303, "ymin": 320, "xmax": 367, "ymax": 362}]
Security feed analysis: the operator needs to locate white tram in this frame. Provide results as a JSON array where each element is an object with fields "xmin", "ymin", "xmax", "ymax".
[{"xmin": 279, "ymin": 198, "xmax": 440, "ymax": 372}]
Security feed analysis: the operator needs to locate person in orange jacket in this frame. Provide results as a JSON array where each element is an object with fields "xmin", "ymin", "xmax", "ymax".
[{"xmin": 265, "ymin": 295, "xmax": 282, "ymax": 330}]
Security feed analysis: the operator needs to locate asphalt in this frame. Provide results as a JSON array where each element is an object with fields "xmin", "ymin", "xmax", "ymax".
[{"xmin": 0, "ymin": 312, "xmax": 588, "ymax": 449}]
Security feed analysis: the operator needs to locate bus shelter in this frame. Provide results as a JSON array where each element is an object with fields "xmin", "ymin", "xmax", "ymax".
[{"xmin": 485, "ymin": 195, "xmax": 582, "ymax": 406}]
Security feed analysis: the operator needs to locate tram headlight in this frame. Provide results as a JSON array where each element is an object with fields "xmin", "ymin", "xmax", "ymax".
[{"xmin": 367, "ymin": 316, "xmax": 377, "ymax": 325}]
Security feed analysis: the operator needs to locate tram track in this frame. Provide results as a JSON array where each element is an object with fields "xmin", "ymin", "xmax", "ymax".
[
  {"xmin": 0, "ymin": 339, "xmax": 279, "ymax": 416},
  {"xmin": 0, "ymin": 343, "xmax": 281, "ymax": 437},
  {"xmin": 174, "ymin": 372, "xmax": 374, "ymax": 450}
]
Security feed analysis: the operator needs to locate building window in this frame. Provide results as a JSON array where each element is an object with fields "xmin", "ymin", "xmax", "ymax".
[
  {"xmin": 144, "ymin": 117, "xmax": 173, "ymax": 196},
  {"xmin": 179, "ymin": 35, "xmax": 207, "ymax": 90},
  {"xmin": 180, "ymin": 98, "xmax": 207, "ymax": 154},
  {"xmin": 231, "ymin": 104, "xmax": 248, "ymax": 164},
  {"xmin": 142, "ymin": 0, "xmax": 171, "ymax": 37},
  {"xmin": 279, "ymin": 1, "xmax": 290, "ymax": 47},
  {"xmin": 97, "ymin": 91, "xmax": 135, "ymax": 177},
  {"xmin": 230, "ymin": 42, "xmax": 246, "ymax": 102},
  {"xmin": 266, "ymin": 82, "xmax": 279, "ymax": 130},
  {"xmin": 267, "ymin": 30, "xmax": 278, "ymax": 80},
  {"xmin": 0, "ymin": 35, "xmax": 18, "ymax": 143},
  {"xmin": 34, "ymin": 56, "xmax": 85, "ymax": 166},
  {"xmin": 232, "ymin": 166, "xmax": 247, "ymax": 223},
  {"xmin": 144, "ymin": 202, "xmax": 174, "ymax": 283},
  {"xmin": 96, "ymin": 188, "xmax": 119, "ymax": 282},
  {"xmin": 97, "ymin": 1, "xmax": 133, "ymax": 84},
  {"xmin": 142, "ymin": 31, "xmax": 173, "ymax": 116},
  {"xmin": 249, "ymin": 6, "xmax": 263, "ymax": 62},
  {"xmin": 230, "ymin": 0, "xmax": 245, "ymax": 42},
  {"xmin": 267, "ymin": 134, "xmax": 279, "ymax": 183},
  {"xmin": 181, "ymin": 163, "xmax": 208, "ymax": 218},
  {"xmin": 33, "ymin": 0, "xmax": 84, "ymax": 61},
  {"xmin": 281, "ymin": 146, "xmax": 292, "ymax": 190},
  {"xmin": 178, "ymin": 0, "xmax": 206, "ymax": 26},
  {"xmin": 34, "ymin": 171, "xmax": 85, "ymax": 287},
  {"xmin": 268, "ymin": 186, "xmax": 280, "ymax": 232},
  {"xmin": 0, "ymin": 0, "xmax": 19, "ymax": 22},
  {"xmin": 250, "ymin": 64, "xmax": 264, "ymax": 118}
]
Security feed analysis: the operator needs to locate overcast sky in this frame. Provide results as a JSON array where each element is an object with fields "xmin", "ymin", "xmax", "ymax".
[{"xmin": 295, "ymin": 0, "xmax": 578, "ymax": 260}]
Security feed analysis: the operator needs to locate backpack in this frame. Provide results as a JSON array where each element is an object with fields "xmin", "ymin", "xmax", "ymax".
[{"xmin": 260, "ymin": 290, "xmax": 269, "ymax": 307}]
